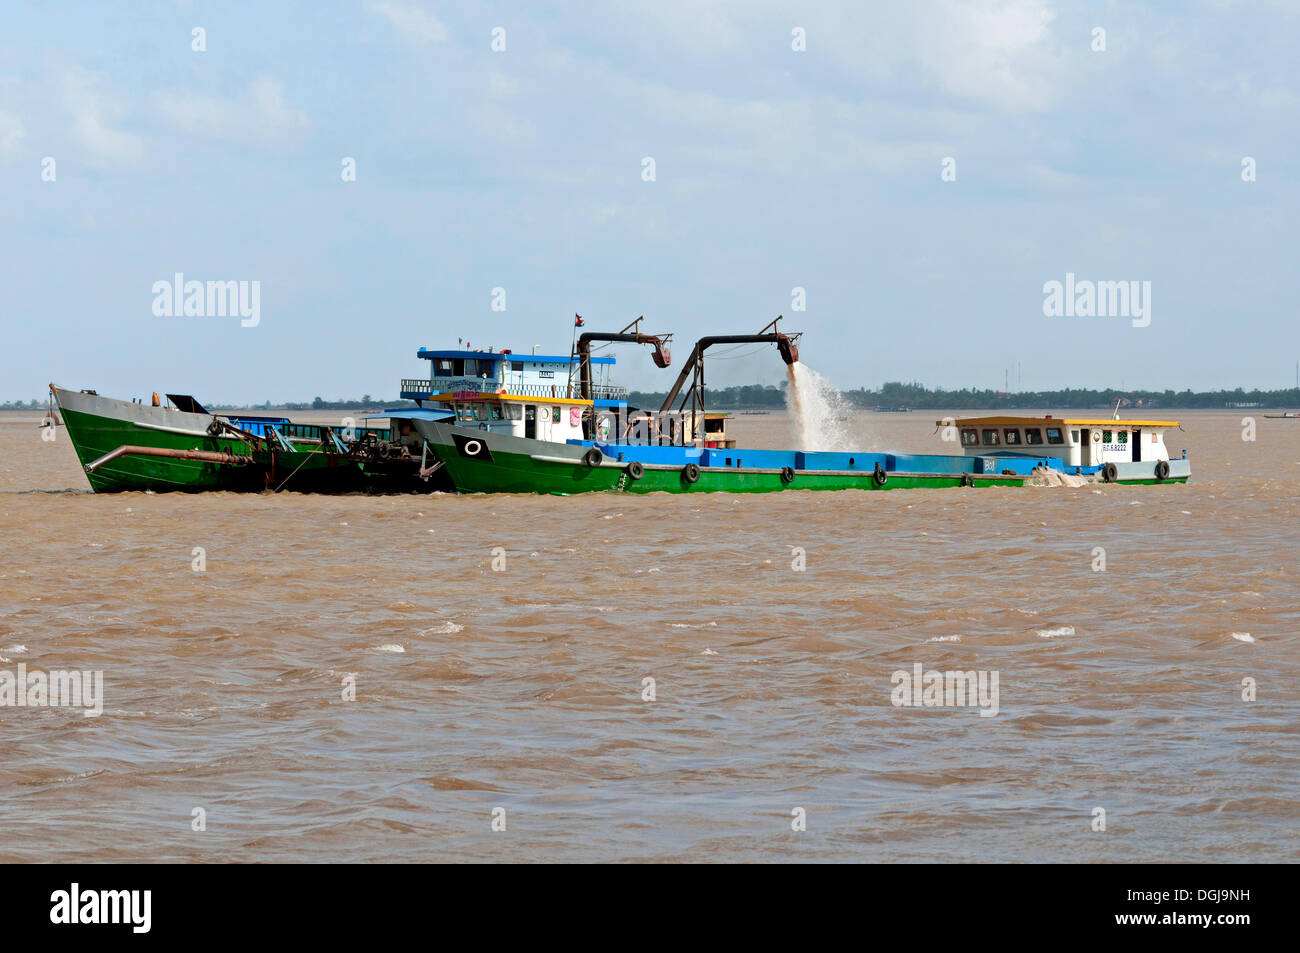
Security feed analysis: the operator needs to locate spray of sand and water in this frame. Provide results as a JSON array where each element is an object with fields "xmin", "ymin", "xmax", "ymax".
[{"xmin": 784, "ymin": 362, "xmax": 855, "ymax": 451}]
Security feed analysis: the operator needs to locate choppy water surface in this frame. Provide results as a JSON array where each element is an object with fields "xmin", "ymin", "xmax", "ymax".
[{"xmin": 1, "ymin": 409, "xmax": 1296, "ymax": 862}]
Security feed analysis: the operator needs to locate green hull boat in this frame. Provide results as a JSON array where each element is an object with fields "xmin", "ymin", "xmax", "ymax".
[
  {"xmin": 50, "ymin": 385, "xmax": 419, "ymax": 493},
  {"xmin": 401, "ymin": 325, "xmax": 1191, "ymax": 495},
  {"xmin": 411, "ymin": 421, "xmax": 1133, "ymax": 495}
]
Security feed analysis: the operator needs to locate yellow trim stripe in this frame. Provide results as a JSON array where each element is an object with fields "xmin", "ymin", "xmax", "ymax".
[
  {"xmin": 428, "ymin": 392, "xmax": 593, "ymax": 407},
  {"xmin": 937, "ymin": 416, "xmax": 1180, "ymax": 428}
]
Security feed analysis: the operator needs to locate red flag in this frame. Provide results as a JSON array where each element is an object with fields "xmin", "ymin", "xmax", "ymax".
[{"xmin": 574, "ymin": 314, "xmax": 584, "ymax": 327}]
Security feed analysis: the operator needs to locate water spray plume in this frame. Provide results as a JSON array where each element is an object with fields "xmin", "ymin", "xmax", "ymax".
[{"xmin": 784, "ymin": 363, "xmax": 853, "ymax": 451}]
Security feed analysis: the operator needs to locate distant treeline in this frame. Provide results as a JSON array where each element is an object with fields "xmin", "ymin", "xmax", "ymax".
[
  {"xmin": 208, "ymin": 397, "xmax": 420, "ymax": 412},
  {"xmin": 6, "ymin": 384, "xmax": 1298, "ymax": 412},
  {"xmin": 628, "ymin": 382, "xmax": 1300, "ymax": 411},
  {"xmin": 0, "ymin": 396, "xmax": 420, "ymax": 411}
]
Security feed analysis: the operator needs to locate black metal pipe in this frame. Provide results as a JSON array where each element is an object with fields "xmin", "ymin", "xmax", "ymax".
[
  {"xmin": 576, "ymin": 332, "xmax": 672, "ymax": 403},
  {"xmin": 658, "ymin": 333, "xmax": 799, "ymax": 414},
  {"xmin": 84, "ymin": 445, "xmax": 255, "ymax": 473}
]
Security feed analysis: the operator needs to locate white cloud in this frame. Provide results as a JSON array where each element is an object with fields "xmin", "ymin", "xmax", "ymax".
[
  {"xmin": 1214, "ymin": 72, "xmax": 1300, "ymax": 111},
  {"xmin": 0, "ymin": 108, "xmax": 25, "ymax": 160},
  {"xmin": 919, "ymin": 2, "xmax": 1062, "ymax": 109},
  {"xmin": 487, "ymin": 72, "xmax": 520, "ymax": 99},
  {"xmin": 63, "ymin": 69, "xmax": 145, "ymax": 167},
  {"xmin": 617, "ymin": 76, "xmax": 947, "ymax": 176},
  {"xmin": 814, "ymin": 0, "xmax": 1064, "ymax": 111},
  {"xmin": 1028, "ymin": 162, "xmax": 1084, "ymax": 187},
  {"xmin": 154, "ymin": 78, "xmax": 309, "ymax": 143},
  {"xmin": 368, "ymin": 1, "xmax": 448, "ymax": 48},
  {"xmin": 467, "ymin": 102, "xmax": 535, "ymax": 144},
  {"xmin": 595, "ymin": 0, "xmax": 1065, "ymax": 112}
]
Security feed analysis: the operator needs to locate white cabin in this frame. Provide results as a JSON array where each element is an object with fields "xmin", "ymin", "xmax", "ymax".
[
  {"xmin": 400, "ymin": 348, "xmax": 624, "ymax": 403},
  {"xmin": 942, "ymin": 416, "xmax": 1180, "ymax": 467},
  {"xmin": 442, "ymin": 393, "xmax": 593, "ymax": 443}
]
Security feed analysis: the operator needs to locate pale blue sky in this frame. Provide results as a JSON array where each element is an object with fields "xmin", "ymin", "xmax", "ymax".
[{"xmin": 2, "ymin": 0, "xmax": 1297, "ymax": 403}]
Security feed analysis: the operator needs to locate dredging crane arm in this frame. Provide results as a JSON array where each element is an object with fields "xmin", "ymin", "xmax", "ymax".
[
  {"xmin": 576, "ymin": 331, "xmax": 672, "ymax": 402},
  {"xmin": 658, "ymin": 332, "xmax": 799, "ymax": 414}
]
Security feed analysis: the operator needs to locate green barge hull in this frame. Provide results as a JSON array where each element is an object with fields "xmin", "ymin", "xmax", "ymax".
[
  {"xmin": 52, "ymin": 385, "xmax": 376, "ymax": 493},
  {"xmin": 414, "ymin": 422, "xmax": 1188, "ymax": 495}
]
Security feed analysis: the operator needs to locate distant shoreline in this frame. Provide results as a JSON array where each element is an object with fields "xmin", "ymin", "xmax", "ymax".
[
  {"xmin": 3, "ymin": 407, "xmax": 1294, "ymax": 424},
  {"xmin": 5, "ymin": 384, "xmax": 1297, "ymax": 414}
]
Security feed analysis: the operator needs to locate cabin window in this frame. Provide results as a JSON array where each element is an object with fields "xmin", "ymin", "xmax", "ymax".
[
  {"xmin": 1003, "ymin": 428, "xmax": 1021, "ymax": 445},
  {"xmin": 1102, "ymin": 430, "xmax": 1113, "ymax": 443},
  {"xmin": 960, "ymin": 428, "xmax": 979, "ymax": 447},
  {"xmin": 1024, "ymin": 428, "xmax": 1043, "ymax": 445},
  {"xmin": 1117, "ymin": 430, "xmax": 1127, "ymax": 444},
  {"xmin": 504, "ymin": 403, "xmax": 522, "ymax": 420},
  {"xmin": 489, "ymin": 403, "xmax": 504, "ymax": 420},
  {"xmin": 981, "ymin": 429, "xmax": 1000, "ymax": 446},
  {"xmin": 1046, "ymin": 427, "xmax": 1064, "ymax": 444},
  {"xmin": 552, "ymin": 407, "xmax": 562, "ymax": 423},
  {"xmin": 434, "ymin": 358, "xmax": 459, "ymax": 377}
]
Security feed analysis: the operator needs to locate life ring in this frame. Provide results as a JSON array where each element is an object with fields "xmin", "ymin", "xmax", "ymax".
[
  {"xmin": 682, "ymin": 463, "xmax": 700, "ymax": 484},
  {"xmin": 872, "ymin": 464, "xmax": 888, "ymax": 486},
  {"xmin": 462, "ymin": 439, "xmax": 483, "ymax": 457},
  {"xmin": 583, "ymin": 447, "xmax": 604, "ymax": 468},
  {"xmin": 1154, "ymin": 460, "xmax": 1170, "ymax": 481},
  {"xmin": 779, "ymin": 466, "xmax": 795, "ymax": 485},
  {"xmin": 1101, "ymin": 463, "xmax": 1118, "ymax": 483},
  {"xmin": 627, "ymin": 460, "xmax": 644, "ymax": 480},
  {"xmin": 1092, "ymin": 431, "xmax": 1102, "ymax": 442},
  {"xmin": 960, "ymin": 473, "xmax": 975, "ymax": 487}
]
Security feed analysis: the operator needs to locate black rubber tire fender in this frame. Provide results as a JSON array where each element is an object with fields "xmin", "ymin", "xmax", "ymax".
[
  {"xmin": 626, "ymin": 460, "xmax": 644, "ymax": 480},
  {"xmin": 779, "ymin": 466, "xmax": 795, "ymax": 485},
  {"xmin": 682, "ymin": 463, "xmax": 700, "ymax": 484},
  {"xmin": 1101, "ymin": 463, "xmax": 1118, "ymax": 483},
  {"xmin": 1154, "ymin": 460, "xmax": 1170, "ymax": 481},
  {"xmin": 872, "ymin": 464, "xmax": 888, "ymax": 486},
  {"xmin": 583, "ymin": 447, "xmax": 604, "ymax": 468}
]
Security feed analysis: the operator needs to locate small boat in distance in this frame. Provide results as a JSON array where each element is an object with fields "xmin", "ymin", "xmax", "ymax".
[{"xmin": 1263, "ymin": 411, "xmax": 1300, "ymax": 418}]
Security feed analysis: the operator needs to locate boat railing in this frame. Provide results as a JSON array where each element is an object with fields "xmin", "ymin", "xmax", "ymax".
[
  {"xmin": 401, "ymin": 376, "xmax": 501, "ymax": 397},
  {"xmin": 509, "ymin": 382, "xmax": 628, "ymax": 400},
  {"xmin": 231, "ymin": 418, "xmax": 392, "ymax": 444},
  {"xmin": 400, "ymin": 378, "xmax": 627, "ymax": 401}
]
